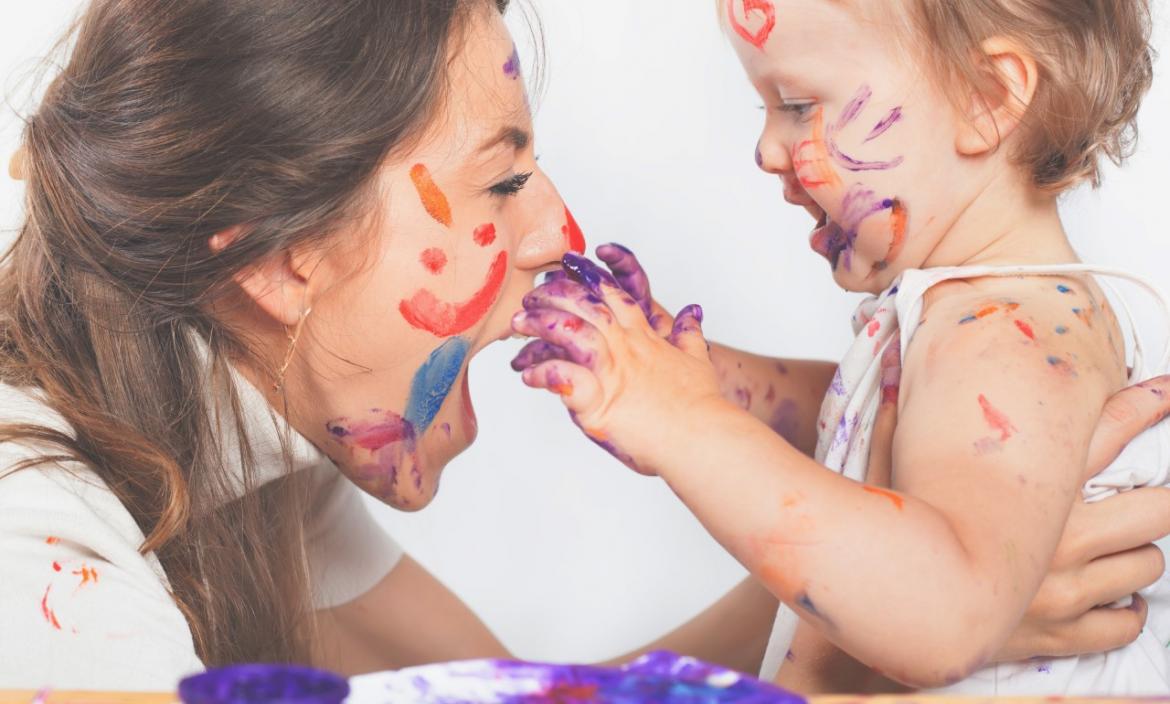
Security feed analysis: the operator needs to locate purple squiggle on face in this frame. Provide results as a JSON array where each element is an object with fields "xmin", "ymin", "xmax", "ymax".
[
  {"xmin": 827, "ymin": 84, "xmax": 905, "ymax": 172},
  {"xmin": 811, "ymin": 184, "xmax": 900, "ymax": 271},
  {"xmin": 865, "ymin": 107, "xmax": 903, "ymax": 143}
]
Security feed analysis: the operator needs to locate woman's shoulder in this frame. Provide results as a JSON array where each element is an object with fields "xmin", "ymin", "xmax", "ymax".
[{"xmin": 0, "ymin": 382, "xmax": 204, "ymax": 689}]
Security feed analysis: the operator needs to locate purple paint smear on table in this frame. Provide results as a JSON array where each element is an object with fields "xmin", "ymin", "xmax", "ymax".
[{"xmin": 350, "ymin": 651, "xmax": 806, "ymax": 703}]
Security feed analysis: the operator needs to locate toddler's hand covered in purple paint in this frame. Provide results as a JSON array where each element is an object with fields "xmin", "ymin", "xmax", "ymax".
[
  {"xmin": 511, "ymin": 252, "xmax": 722, "ymax": 475},
  {"xmin": 511, "ymin": 244, "xmax": 672, "ymax": 372}
]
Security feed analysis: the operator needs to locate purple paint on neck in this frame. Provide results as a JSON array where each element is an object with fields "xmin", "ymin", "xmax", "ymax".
[
  {"xmin": 503, "ymin": 45, "xmax": 521, "ymax": 80},
  {"xmin": 864, "ymin": 107, "xmax": 903, "ymax": 143}
]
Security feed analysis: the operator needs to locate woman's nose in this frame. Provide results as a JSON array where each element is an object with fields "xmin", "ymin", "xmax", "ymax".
[{"xmin": 513, "ymin": 170, "xmax": 583, "ymax": 271}]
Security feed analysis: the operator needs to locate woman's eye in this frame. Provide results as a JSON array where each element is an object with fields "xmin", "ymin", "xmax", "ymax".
[{"xmin": 489, "ymin": 171, "xmax": 533, "ymax": 197}]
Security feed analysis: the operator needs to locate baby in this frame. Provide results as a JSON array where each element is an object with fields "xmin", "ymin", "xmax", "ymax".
[{"xmin": 512, "ymin": 0, "xmax": 1170, "ymax": 695}]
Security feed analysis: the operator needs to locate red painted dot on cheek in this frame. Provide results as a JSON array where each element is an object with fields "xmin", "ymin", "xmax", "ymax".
[
  {"xmin": 420, "ymin": 248, "xmax": 448, "ymax": 275},
  {"xmin": 473, "ymin": 223, "xmax": 497, "ymax": 247}
]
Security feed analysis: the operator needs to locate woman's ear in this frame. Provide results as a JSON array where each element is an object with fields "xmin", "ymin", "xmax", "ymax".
[
  {"xmin": 955, "ymin": 37, "xmax": 1039, "ymax": 156},
  {"xmin": 9, "ymin": 148, "xmax": 26, "ymax": 180},
  {"xmin": 210, "ymin": 226, "xmax": 329, "ymax": 327}
]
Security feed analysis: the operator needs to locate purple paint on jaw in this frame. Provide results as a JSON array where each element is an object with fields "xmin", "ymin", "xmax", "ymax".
[
  {"xmin": 864, "ymin": 107, "xmax": 903, "ymax": 143},
  {"xmin": 813, "ymin": 185, "xmax": 900, "ymax": 271},
  {"xmin": 326, "ymin": 410, "xmax": 419, "ymax": 502},
  {"xmin": 503, "ymin": 45, "xmax": 521, "ymax": 79}
]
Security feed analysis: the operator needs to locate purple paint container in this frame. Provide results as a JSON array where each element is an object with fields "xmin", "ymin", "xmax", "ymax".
[{"xmin": 179, "ymin": 664, "xmax": 349, "ymax": 704}]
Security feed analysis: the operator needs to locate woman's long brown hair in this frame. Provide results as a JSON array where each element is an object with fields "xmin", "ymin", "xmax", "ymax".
[{"xmin": 1, "ymin": 0, "xmax": 509, "ymax": 665}]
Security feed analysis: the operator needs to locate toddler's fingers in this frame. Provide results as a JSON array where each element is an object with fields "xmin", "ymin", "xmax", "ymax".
[
  {"xmin": 668, "ymin": 304, "xmax": 709, "ymax": 359},
  {"xmin": 562, "ymin": 252, "xmax": 647, "ymax": 330},
  {"xmin": 511, "ymin": 340, "xmax": 569, "ymax": 372},
  {"xmin": 524, "ymin": 278, "xmax": 616, "ymax": 331},
  {"xmin": 521, "ymin": 360, "xmax": 602, "ymax": 415},
  {"xmin": 1084, "ymin": 375, "xmax": 1170, "ymax": 482},
  {"xmin": 512, "ymin": 309, "xmax": 611, "ymax": 371},
  {"xmin": 596, "ymin": 243, "xmax": 653, "ymax": 318}
]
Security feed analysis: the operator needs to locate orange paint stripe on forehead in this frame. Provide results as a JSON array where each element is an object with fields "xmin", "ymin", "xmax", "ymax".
[
  {"xmin": 793, "ymin": 108, "xmax": 842, "ymax": 190},
  {"xmin": 409, "ymin": 164, "xmax": 453, "ymax": 227}
]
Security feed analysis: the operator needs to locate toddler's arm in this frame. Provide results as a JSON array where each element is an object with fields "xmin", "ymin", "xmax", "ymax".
[{"xmin": 513, "ymin": 261, "xmax": 1121, "ymax": 687}]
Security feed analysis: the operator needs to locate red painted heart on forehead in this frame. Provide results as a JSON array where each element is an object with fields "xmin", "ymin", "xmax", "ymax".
[{"xmin": 727, "ymin": 0, "xmax": 777, "ymax": 50}]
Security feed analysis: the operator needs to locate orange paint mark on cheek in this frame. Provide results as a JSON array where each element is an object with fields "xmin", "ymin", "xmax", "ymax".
[
  {"xmin": 409, "ymin": 164, "xmax": 453, "ymax": 227},
  {"xmin": 792, "ymin": 108, "xmax": 843, "ymax": 190},
  {"xmin": 862, "ymin": 485, "xmax": 905, "ymax": 511}
]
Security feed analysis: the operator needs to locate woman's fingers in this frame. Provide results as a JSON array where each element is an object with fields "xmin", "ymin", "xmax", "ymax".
[
  {"xmin": 1084, "ymin": 375, "xmax": 1170, "ymax": 481},
  {"xmin": 511, "ymin": 340, "xmax": 569, "ymax": 372},
  {"xmin": 1055, "ymin": 487, "xmax": 1170, "ymax": 567},
  {"xmin": 596, "ymin": 243, "xmax": 653, "ymax": 318},
  {"xmin": 521, "ymin": 360, "xmax": 602, "ymax": 414},
  {"xmin": 668, "ymin": 305, "xmax": 709, "ymax": 359},
  {"xmin": 1030, "ymin": 595, "xmax": 1148, "ymax": 660},
  {"xmin": 511, "ymin": 309, "xmax": 611, "ymax": 371},
  {"xmin": 562, "ymin": 252, "xmax": 648, "ymax": 329}
]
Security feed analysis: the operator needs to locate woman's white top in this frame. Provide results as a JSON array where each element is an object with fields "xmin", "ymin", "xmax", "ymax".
[{"xmin": 0, "ymin": 359, "xmax": 404, "ymax": 690}]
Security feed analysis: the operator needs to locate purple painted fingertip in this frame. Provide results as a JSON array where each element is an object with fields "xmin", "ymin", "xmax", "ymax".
[
  {"xmin": 679, "ymin": 304, "xmax": 704, "ymax": 325},
  {"xmin": 562, "ymin": 252, "xmax": 620, "ymax": 292}
]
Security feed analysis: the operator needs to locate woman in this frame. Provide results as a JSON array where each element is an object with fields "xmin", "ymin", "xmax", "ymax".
[{"xmin": 1, "ymin": 0, "xmax": 1167, "ymax": 692}]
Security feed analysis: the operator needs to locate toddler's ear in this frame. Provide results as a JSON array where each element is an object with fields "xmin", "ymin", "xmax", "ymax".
[{"xmin": 955, "ymin": 37, "xmax": 1039, "ymax": 157}]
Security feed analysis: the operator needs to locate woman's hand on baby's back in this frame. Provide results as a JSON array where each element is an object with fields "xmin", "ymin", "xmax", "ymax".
[
  {"xmin": 510, "ymin": 252, "xmax": 725, "ymax": 475},
  {"xmin": 994, "ymin": 375, "xmax": 1170, "ymax": 662}
]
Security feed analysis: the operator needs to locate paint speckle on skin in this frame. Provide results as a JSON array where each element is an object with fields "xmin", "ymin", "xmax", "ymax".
[
  {"xmin": 52, "ymin": 561, "xmax": 61, "ymax": 572},
  {"xmin": 1047, "ymin": 355, "xmax": 1078, "ymax": 378},
  {"xmin": 400, "ymin": 251, "xmax": 509, "ymax": 337},
  {"xmin": 1057, "ymin": 285, "xmax": 1074, "ymax": 294},
  {"xmin": 769, "ymin": 399, "xmax": 800, "ymax": 445},
  {"xmin": 409, "ymin": 164, "xmax": 452, "ymax": 227},
  {"xmin": 785, "ymin": 650, "xmax": 797, "ymax": 663},
  {"xmin": 726, "ymin": 0, "xmax": 777, "ymax": 50},
  {"xmin": 503, "ymin": 45, "xmax": 521, "ymax": 79},
  {"xmin": 440, "ymin": 422, "xmax": 452, "ymax": 439},
  {"xmin": 776, "ymin": 361, "xmax": 790, "ymax": 375},
  {"xmin": 420, "ymin": 248, "xmax": 448, "ymax": 275},
  {"xmin": 795, "ymin": 593, "xmax": 834, "ymax": 627},
  {"xmin": 764, "ymin": 385, "xmax": 777, "ymax": 404},
  {"xmin": 473, "ymin": 223, "xmax": 497, "ymax": 247},
  {"xmin": 863, "ymin": 485, "xmax": 904, "ymax": 511},
  {"xmin": 1015, "ymin": 320, "xmax": 1036, "ymax": 340},
  {"xmin": 1073, "ymin": 307, "xmax": 1094, "ymax": 328},
  {"xmin": 979, "ymin": 394, "xmax": 1018, "ymax": 442},
  {"xmin": 872, "ymin": 198, "xmax": 908, "ymax": 272},
  {"xmin": 406, "ymin": 338, "xmax": 470, "ymax": 433},
  {"xmin": 1037, "ymin": 662, "xmax": 1052, "ymax": 674},
  {"xmin": 1055, "ymin": 326, "xmax": 1069, "ymax": 335},
  {"xmin": 974, "ymin": 437, "xmax": 1003, "ymax": 455},
  {"xmin": 735, "ymin": 387, "xmax": 753, "ymax": 410},
  {"xmin": 45, "ymin": 537, "xmax": 59, "ymax": 545}
]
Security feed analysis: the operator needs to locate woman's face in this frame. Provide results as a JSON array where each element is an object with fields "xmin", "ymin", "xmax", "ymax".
[{"xmin": 290, "ymin": 8, "xmax": 580, "ymax": 510}]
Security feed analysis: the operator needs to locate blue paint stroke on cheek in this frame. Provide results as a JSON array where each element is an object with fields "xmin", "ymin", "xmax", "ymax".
[{"xmin": 406, "ymin": 337, "xmax": 470, "ymax": 433}]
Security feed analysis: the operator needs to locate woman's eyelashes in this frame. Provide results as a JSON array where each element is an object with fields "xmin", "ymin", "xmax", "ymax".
[{"xmin": 488, "ymin": 171, "xmax": 533, "ymax": 197}]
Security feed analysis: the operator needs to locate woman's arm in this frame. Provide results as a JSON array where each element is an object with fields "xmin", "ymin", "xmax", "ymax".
[{"xmin": 313, "ymin": 556, "xmax": 509, "ymax": 676}]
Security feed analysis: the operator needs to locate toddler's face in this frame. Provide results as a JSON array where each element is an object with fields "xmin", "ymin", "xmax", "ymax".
[{"xmin": 725, "ymin": 0, "xmax": 976, "ymax": 293}]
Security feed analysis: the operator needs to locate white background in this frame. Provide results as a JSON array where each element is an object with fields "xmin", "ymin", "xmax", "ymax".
[{"xmin": 2, "ymin": 1, "xmax": 1168, "ymax": 665}]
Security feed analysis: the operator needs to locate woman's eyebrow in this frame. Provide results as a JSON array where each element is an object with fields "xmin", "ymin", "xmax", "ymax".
[{"xmin": 477, "ymin": 125, "xmax": 530, "ymax": 154}]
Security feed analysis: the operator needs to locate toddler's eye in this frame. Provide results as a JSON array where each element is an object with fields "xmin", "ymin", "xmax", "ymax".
[
  {"xmin": 489, "ymin": 171, "xmax": 533, "ymax": 197},
  {"xmin": 780, "ymin": 101, "xmax": 816, "ymax": 120}
]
